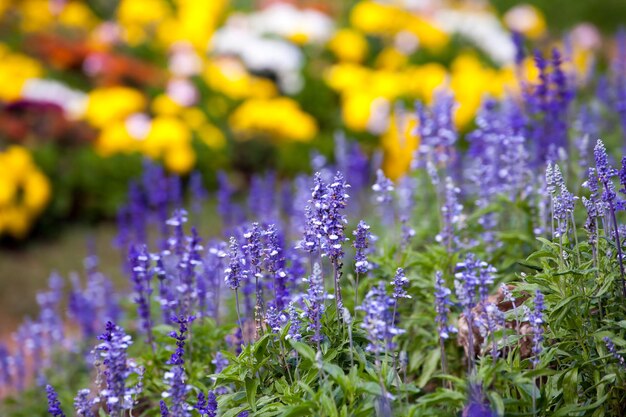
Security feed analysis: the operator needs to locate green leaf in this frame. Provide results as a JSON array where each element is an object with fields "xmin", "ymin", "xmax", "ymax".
[
  {"xmin": 245, "ymin": 377, "xmax": 259, "ymax": 412},
  {"xmin": 562, "ymin": 367, "xmax": 579, "ymax": 405},
  {"xmin": 417, "ymin": 348, "xmax": 440, "ymax": 388},
  {"xmin": 289, "ymin": 340, "xmax": 317, "ymax": 363}
]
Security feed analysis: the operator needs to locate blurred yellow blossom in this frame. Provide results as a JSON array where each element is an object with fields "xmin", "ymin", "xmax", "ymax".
[
  {"xmin": 95, "ymin": 121, "xmax": 137, "ymax": 156},
  {"xmin": 376, "ymin": 47, "xmax": 408, "ymax": 70},
  {"xmin": 381, "ymin": 110, "xmax": 420, "ymax": 181},
  {"xmin": 0, "ymin": 44, "xmax": 43, "ymax": 101},
  {"xmin": 19, "ymin": 0, "xmax": 55, "ymax": 31},
  {"xmin": 143, "ymin": 116, "xmax": 192, "ymax": 158},
  {"xmin": 0, "ymin": 146, "xmax": 51, "ymax": 239},
  {"xmin": 203, "ymin": 60, "xmax": 278, "ymax": 100},
  {"xmin": 229, "ymin": 98, "xmax": 318, "ymax": 142},
  {"xmin": 350, "ymin": 1, "xmax": 447, "ymax": 50},
  {"xmin": 85, "ymin": 87, "xmax": 146, "ymax": 128},
  {"xmin": 152, "ymin": 94, "xmax": 183, "ymax": 116},
  {"xmin": 197, "ymin": 123, "xmax": 226, "ymax": 149},
  {"xmin": 164, "ymin": 144, "xmax": 196, "ymax": 174},
  {"xmin": 117, "ymin": 0, "xmax": 171, "ymax": 45},
  {"xmin": 328, "ymin": 29, "xmax": 368, "ymax": 63},
  {"xmin": 58, "ymin": 2, "xmax": 98, "ymax": 30}
]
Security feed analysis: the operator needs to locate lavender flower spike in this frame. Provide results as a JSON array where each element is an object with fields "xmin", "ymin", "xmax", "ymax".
[
  {"xmin": 95, "ymin": 321, "xmax": 140, "ymax": 416},
  {"xmin": 392, "ymin": 268, "xmax": 411, "ymax": 300},
  {"xmin": 128, "ymin": 244, "xmax": 154, "ymax": 347},
  {"xmin": 74, "ymin": 389, "xmax": 95, "ymax": 417},
  {"xmin": 434, "ymin": 271, "xmax": 456, "ymax": 340},
  {"xmin": 603, "ymin": 337, "xmax": 626, "ymax": 369},
  {"xmin": 160, "ymin": 400, "xmax": 170, "ymax": 416},
  {"xmin": 594, "ymin": 139, "xmax": 626, "ymax": 297},
  {"xmin": 46, "ymin": 384, "xmax": 66, "ymax": 417},
  {"xmin": 434, "ymin": 271, "xmax": 455, "ymax": 378},
  {"xmin": 304, "ymin": 263, "xmax": 325, "ymax": 347},
  {"xmin": 167, "ymin": 315, "xmax": 195, "ymax": 366},
  {"xmin": 353, "ymin": 220, "xmax": 372, "ymax": 307}
]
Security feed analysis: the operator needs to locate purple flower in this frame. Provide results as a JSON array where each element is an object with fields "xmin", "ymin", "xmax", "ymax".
[
  {"xmin": 167, "ymin": 315, "xmax": 195, "ymax": 366},
  {"xmin": 160, "ymin": 400, "xmax": 170, "ymax": 416},
  {"xmin": 478, "ymin": 303, "xmax": 505, "ymax": 362},
  {"xmin": 243, "ymin": 223, "xmax": 263, "ymax": 277},
  {"xmin": 287, "ymin": 302, "xmax": 302, "ymax": 341},
  {"xmin": 603, "ymin": 337, "xmax": 626, "ymax": 368},
  {"xmin": 511, "ymin": 31, "xmax": 525, "ymax": 65},
  {"xmin": 463, "ymin": 383, "xmax": 496, "ymax": 417},
  {"xmin": 128, "ymin": 245, "xmax": 153, "ymax": 344},
  {"xmin": 434, "ymin": 272, "xmax": 456, "ymax": 340},
  {"xmin": 304, "ymin": 263, "xmax": 325, "ymax": 344},
  {"xmin": 163, "ymin": 366, "xmax": 191, "ymax": 417},
  {"xmin": 166, "ymin": 209, "xmax": 189, "ymax": 256},
  {"xmin": 549, "ymin": 164, "xmax": 578, "ymax": 238},
  {"xmin": 195, "ymin": 391, "xmax": 218, "ymax": 417},
  {"xmin": 73, "ymin": 389, "xmax": 95, "ymax": 417},
  {"xmin": 358, "ymin": 282, "xmax": 404, "ymax": 354},
  {"xmin": 67, "ymin": 275, "xmax": 97, "ymax": 339},
  {"xmin": 299, "ymin": 173, "xmax": 328, "ymax": 254},
  {"xmin": 392, "ymin": 268, "xmax": 410, "ymax": 300},
  {"xmin": 95, "ymin": 321, "xmax": 140, "ymax": 415},
  {"xmin": 372, "ymin": 170, "xmax": 394, "ymax": 202},
  {"xmin": 353, "ymin": 220, "xmax": 372, "ymax": 274},
  {"xmin": 212, "ymin": 352, "xmax": 228, "ymax": 373},
  {"xmin": 206, "ymin": 391, "xmax": 218, "ymax": 417},
  {"xmin": 265, "ymin": 306, "xmax": 287, "ymax": 333},
  {"xmin": 224, "ymin": 237, "xmax": 247, "ymax": 291},
  {"xmin": 46, "ymin": 384, "xmax": 66, "ymax": 417},
  {"xmin": 189, "ymin": 171, "xmax": 208, "ymax": 215},
  {"xmin": 436, "ymin": 177, "xmax": 462, "ymax": 252},
  {"xmin": 217, "ymin": 171, "xmax": 235, "ymax": 228},
  {"xmin": 326, "ymin": 172, "xmax": 350, "ymax": 262},
  {"xmin": 0, "ymin": 343, "xmax": 11, "ymax": 388}
]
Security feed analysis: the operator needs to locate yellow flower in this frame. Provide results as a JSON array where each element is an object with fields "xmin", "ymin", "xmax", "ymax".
[
  {"xmin": 229, "ymin": 97, "xmax": 317, "ymax": 143},
  {"xmin": 59, "ymin": 2, "xmax": 98, "ymax": 30},
  {"xmin": 328, "ymin": 29, "xmax": 368, "ymax": 63},
  {"xmin": 203, "ymin": 60, "xmax": 278, "ymax": 100},
  {"xmin": 404, "ymin": 63, "xmax": 448, "ymax": 103},
  {"xmin": 95, "ymin": 121, "xmax": 137, "ymax": 156},
  {"xmin": 381, "ymin": 110, "xmax": 420, "ymax": 181},
  {"xmin": 375, "ymin": 47, "xmax": 407, "ymax": 70},
  {"xmin": 85, "ymin": 87, "xmax": 146, "ymax": 128},
  {"xmin": 0, "ymin": 174, "xmax": 16, "ymax": 206},
  {"xmin": 164, "ymin": 144, "xmax": 196, "ymax": 174},
  {"xmin": 403, "ymin": 15, "xmax": 449, "ymax": 51},
  {"xmin": 117, "ymin": 0, "xmax": 172, "ymax": 45},
  {"xmin": 3, "ymin": 207, "xmax": 31, "ymax": 239},
  {"xmin": 23, "ymin": 170, "xmax": 51, "ymax": 214},
  {"xmin": 152, "ymin": 94, "xmax": 183, "ymax": 116},
  {"xmin": 197, "ymin": 123, "xmax": 226, "ymax": 149},
  {"xmin": 324, "ymin": 63, "xmax": 370, "ymax": 94},
  {"xmin": 165, "ymin": 0, "xmax": 227, "ymax": 49},
  {"xmin": 19, "ymin": 0, "xmax": 55, "ymax": 32},
  {"xmin": 341, "ymin": 92, "xmax": 377, "ymax": 132},
  {"xmin": 0, "ymin": 44, "xmax": 43, "ymax": 101},
  {"xmin": 143, "ymin": 116, "xmax": 191, "ymax": 158},
  {"xmin": 0, "ymin": 146, "xmax": 51, "ymax": 239},
  {"xmin": 350, "ymin": 1, "xmax": 404, "ymax": 36},
  {"xmin": 181, "ymin": 108, "xmax": 208, "ymax": 129}
]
